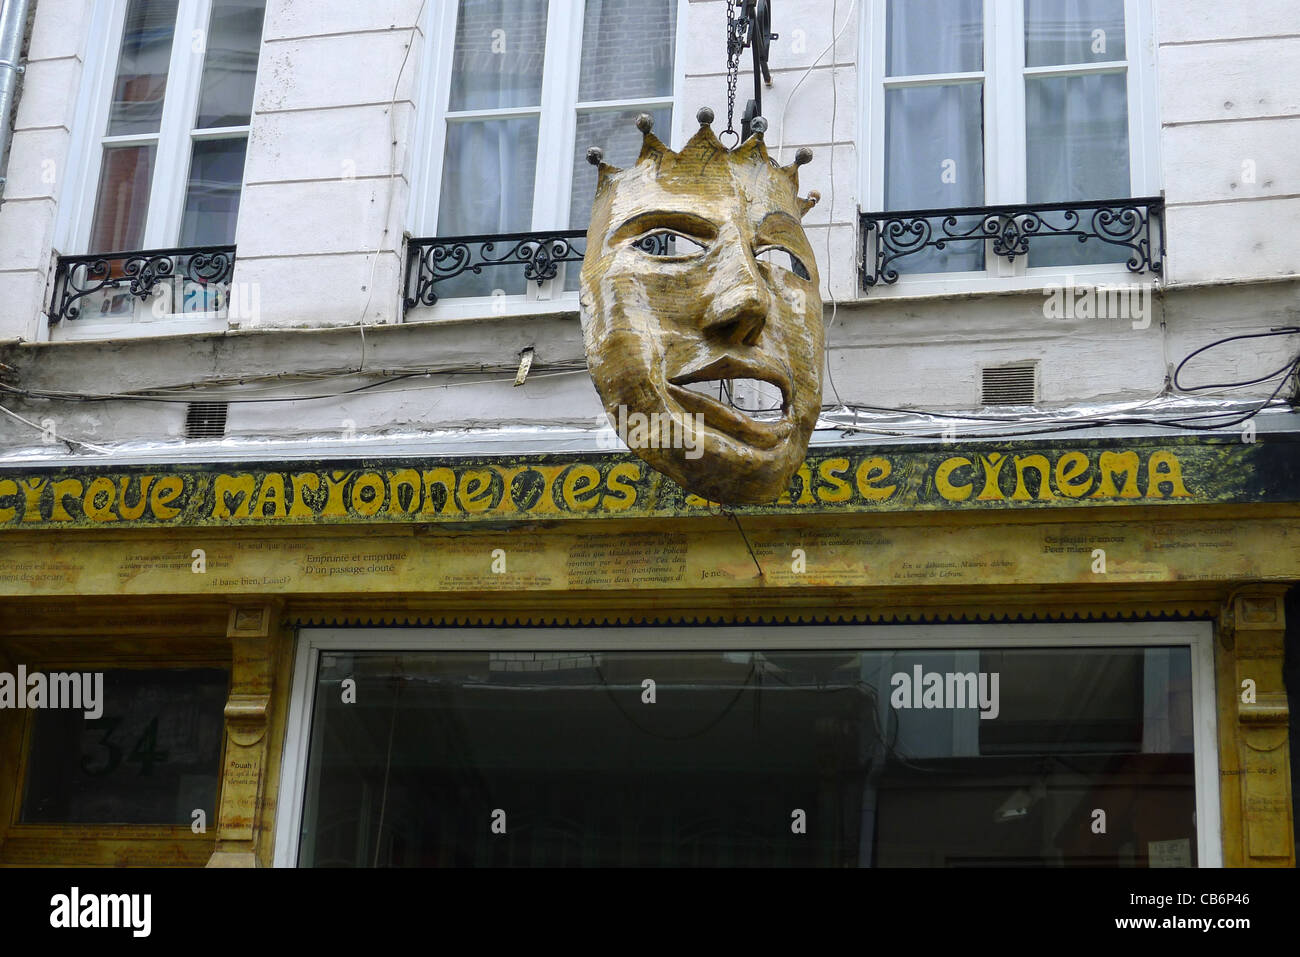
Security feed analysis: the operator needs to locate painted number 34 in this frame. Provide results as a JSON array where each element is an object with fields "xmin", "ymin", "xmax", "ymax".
[{"xmin": 80, "ymin": 716, "xmax": 170, "ymax": 777}]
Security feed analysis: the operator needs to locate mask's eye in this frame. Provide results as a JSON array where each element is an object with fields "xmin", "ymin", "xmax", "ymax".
[
  {"xmin": 632, "ymin": 230, "xmax": 708, "ymax": 257},
  {"xmin": 756, "ymin": 246, "xmax": 811, "ymax": 280}
]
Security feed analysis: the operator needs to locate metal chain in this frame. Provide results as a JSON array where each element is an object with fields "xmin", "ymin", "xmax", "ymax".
[{"xmin": 723, "ymin": 0, "xmax": 743, "ymax": 146}]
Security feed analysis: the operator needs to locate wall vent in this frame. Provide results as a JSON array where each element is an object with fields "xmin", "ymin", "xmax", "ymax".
[
  {"xmin": 185, "ymin": 401, "xmax": 229, "ymax": 439},
  {"xmin": 981, "ymin": 362, "xmax": 1038, "ymax": 406}
]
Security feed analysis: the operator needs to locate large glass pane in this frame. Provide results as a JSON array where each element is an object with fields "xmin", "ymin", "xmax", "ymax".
[
  {"xmin": 566, "ymin": 106, "xmax": 672, "ymax": 291},
  {"xmin": 886, "ymin": 0, "xmax": 982, "ymax": 76},
  {"xmin": 577, "ymin": 0, "xmax": 677, "ymax": 102},
  {"xmin": 21, "ymin": 669, "xmax": 228, "ymax": 825},
  {"xmin": 885, "ymin": 83, "xmax": 985, "ymax": 273},
  {"xmin": 297, "ymin": 646, "xmax": 1198, "ymax": 867},
  {"xmin": 448, "ymin": 0, "xmax": 548, "ymax": 111},
  {"xmin": 1027, "ymin": 71, "xmax": 1130, "ymax": 266},
  {"xmin": 180, "ymin": 137, "xmax": 248, "ymax": 246},
  {"xmin": 569, "ymin": 107, "xmax": 671, "ymax": 231},
  {"xmin": 89, "ymin": 144, "xmax": 156, "ymax": 252},
  {"xmin": 434, "ymin": 117, "xmax": 540, "ymax": 297},
  {"xmin": 1026, "ymin": 0, "xmax": 1126, "ymax": 67},
  {"xmin": 107, "ymin": 0, "xmax": 180, "ymax": 136},
  {"xmin": 195, "ymin": 0, "xmax": 267, "ymax": 128}
]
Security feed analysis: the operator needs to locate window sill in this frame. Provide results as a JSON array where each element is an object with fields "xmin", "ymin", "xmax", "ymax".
[
  {"xmin": 48, "ymin": 317, "xmax": 232, "ymax": 341},
  {"xmin": 844, "ymin": 263, "xmax": 1161, "ymax": 305},
  {"xmin": 402, "ymin": 289, "xmax": 581, "ymax": 324}
]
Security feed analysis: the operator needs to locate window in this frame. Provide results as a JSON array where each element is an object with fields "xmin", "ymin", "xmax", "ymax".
[
  {"xmin": 411, "ymin": 0, "xmax": 683, "ymax": 305},
  {"xmin": 0, "ymin": 644, "xmax": 231, "ymax": 867},
  {"xmin": 279, "ymin": 623, "xmax": 1220, "ymax": 867},
  {"xmin": 862, "ymin": 0, "xmax": 1159, "ymax": 284},
  {"xmin": 84, "ymin": 0, "xmax": 264, "ymax": 251},
  {"xmin": 21, "ymin": 668, "xmax": 229, "ymax": 825},
  {"xmin": 51, "ymin": 0, "xmax": 265, "ymax": 327}
]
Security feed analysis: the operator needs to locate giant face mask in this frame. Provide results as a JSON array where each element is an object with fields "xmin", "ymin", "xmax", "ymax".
[{"xmin": 579, "ymin": 109, "xmax": 823, "ymax": 505}]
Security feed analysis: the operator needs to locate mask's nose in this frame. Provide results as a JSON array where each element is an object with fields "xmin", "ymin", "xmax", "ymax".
[{"xmin": 701, "ymin": 233, "xmax": 771, "ymax": 346}]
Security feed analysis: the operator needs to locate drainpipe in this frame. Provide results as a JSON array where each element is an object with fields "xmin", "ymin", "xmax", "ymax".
[{"xmin": 0, "ymin": 0, "xmax": 33, "ymax": 200}]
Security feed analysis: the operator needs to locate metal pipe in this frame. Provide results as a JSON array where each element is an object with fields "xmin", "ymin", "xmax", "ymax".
[{"xmin": 0, "ymin": 0, "xmax": 34, "ymax": 200}]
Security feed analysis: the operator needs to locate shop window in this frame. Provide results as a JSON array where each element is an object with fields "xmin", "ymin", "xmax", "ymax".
[
  {"xmin": 860, "ymin": 0, "xmax": 1163, "ymax": 291},
  {"xmin": 49, "ymin": 0, "xmax": 266, "ymax": 330},
  {"xmin": 20, "ymin": 668, "xmax": 229, "ymax": 824},
  {"xmin": 0, "ymin": 656, "xmax": 230, "ymax": 866},
  {"xmin": 406, "ymin": 0, "xmax": 683, "ymax": 313},
  {"xmin": 285, "ymin": 625, "xmax": 1214, "ymax": 867}
]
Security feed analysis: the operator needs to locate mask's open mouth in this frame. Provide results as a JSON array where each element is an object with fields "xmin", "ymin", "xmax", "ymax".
[
  {"xmin": 666, "ymin": 357, "xmax": 793, "ymax": 449},
  {"xmin": 675, "ymin": 378, "xmax": 787, "ymax": 416}
]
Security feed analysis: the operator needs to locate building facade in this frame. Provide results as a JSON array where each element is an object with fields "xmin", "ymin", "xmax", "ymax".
[{"xmin": 0, "ymin": 0, "xmax": 1297, "ymax": 867}]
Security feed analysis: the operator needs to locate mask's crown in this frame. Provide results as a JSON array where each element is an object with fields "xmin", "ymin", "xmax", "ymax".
[{"xmin": 586, "ymin": 108, "xmax": 820, "ymax": 217}]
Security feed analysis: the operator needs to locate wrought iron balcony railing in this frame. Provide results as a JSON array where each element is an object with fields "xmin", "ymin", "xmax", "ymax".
[
  {"xmin": 49, "ymin": 245, "xmax": 237, "ymax": 323},
  {"xmin": 405, "ymin": 230, "xmax": 674, "ymax": 307},
  {"xmin": 406, "ymin": 230, "xmax": 585, "ymax": 308},
  {"xmin": 859, "ymin": 197, "xmax": 1164, "ymax": 290}
]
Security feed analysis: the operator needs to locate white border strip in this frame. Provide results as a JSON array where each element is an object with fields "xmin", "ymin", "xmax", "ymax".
[{"xmin": 273, "ymin": 620, "xmax": 1220, "ymax": 867}]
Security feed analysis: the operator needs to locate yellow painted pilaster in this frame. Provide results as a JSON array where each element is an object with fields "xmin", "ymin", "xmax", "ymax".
[
  {"xmin": 207, "ymin": 603, "xmax": 280, "ymax": 868},
  {"xmin": 1218, "ymin": 586, "xmax": 1295, "ymax": 867}
]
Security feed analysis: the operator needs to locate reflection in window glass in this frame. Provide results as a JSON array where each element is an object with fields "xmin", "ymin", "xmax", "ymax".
[
  {"xmin": 448, "ymin": 0, "xmax": 549, "ymax": 111},
  {"xmin": 180, "ymin": 138, "xmax": 249, "ymax": 246},
  {"xmin": 578, "ymin": 0, "xmax": 676, "ymax": 101},
  {"xmin": 435, "ymin": 117, "xmax": 540, "ymax": 298},
  {"xmin": 297, "ymin": 646, "xmax": 1198, "ymax": 867},
  {"xmin": 22, "ymin": 669, "xmax": 228, "ymax": 825},
  {"xmin": 569, "ymin": 108, "xmax": 672, "ymax": 233},
  {"xmin": 107, "ymin": 0, "xmax": 180, "ymax": 136},
  {"xmin": 194, "ymin": 0, "xmax": 266, "ymax": 129},
  {"xmin": 1027, "ymin": 72, "xmax": 1131, "ymax": 266},
  {"xmin": 1025, "ymin": 0, "xmax": 1126, "ymax": 67},
  {"xmin": 885, "ymin": 84, "xmax": 985, "ymax": 273},
  {"xmin": 886, "ymin": 0, "xmax": 982, "ymax": 77},
  {"xmin": 89, "ymin": 144, "xmax": 157, "ymax": 252}
]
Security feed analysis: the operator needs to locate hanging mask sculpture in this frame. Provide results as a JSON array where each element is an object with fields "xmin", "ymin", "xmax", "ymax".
[{"xmin": 580, "ymin": 108, "xmax": 822, "ymax": 505}]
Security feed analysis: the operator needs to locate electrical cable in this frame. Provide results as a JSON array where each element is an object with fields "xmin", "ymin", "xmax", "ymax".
[
  {"xmin": 358, "ymin": 0, "xmax": 430, "ymax": 371},
  {"xmin": 0, "ymin": 404, "xmax": 113, "ymax": 453},
  {"xmin": 772, "ymin": 0, "xmax": 858, "ymax": 412},
  {"xmin": 0, "ymin": 368, "xmax": 589, "ymax": 406},
  {"xmin": 1172, "ymin": 327, "xmax": 1300, "ymax": 393},
  {"xmin": 594, "ymin": 662, "xmax": 757, "ymax": 742}
]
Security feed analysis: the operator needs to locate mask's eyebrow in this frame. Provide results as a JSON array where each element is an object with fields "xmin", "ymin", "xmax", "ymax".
[
  {"xmin": 755, "ymin": 210, "xmax": 810, "ymax": 241},
  {"xmin": 611, "ymin": 210, "xmax": 719, "ymax": 245}
]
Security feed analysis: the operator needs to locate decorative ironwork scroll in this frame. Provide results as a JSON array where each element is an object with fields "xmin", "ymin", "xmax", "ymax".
[
  {"xmin": 404, "ymin": 230, "xmax": 671, "ymax": 308},
  {"xmin": 859, "ymin": 198, "xmax": 1165, "ymax": 289},
  {"xmin": 49, "ymin": 246, "xmax": 237, "ymax": 322}
]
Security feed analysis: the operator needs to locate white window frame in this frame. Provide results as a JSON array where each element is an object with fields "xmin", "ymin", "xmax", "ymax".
[
  {"xmin": 273, "ymin": 620, "xmax": 1221, "ymax": 868},
  {"xmin": 858, "ymin": 0, "xmax": 1162, "ymax": 299},
  {"xmin": 50, "ymin": 0, "xmax": 261, "ymax": 339},
  {"xmin": 405, "ymin": 0, "xmax": 689, "ymax": 322}
]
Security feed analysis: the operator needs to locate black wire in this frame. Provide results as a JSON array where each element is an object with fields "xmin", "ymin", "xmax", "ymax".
[
  {"xmin": 1172, "ymin": 327, "xmax": 1300, "ymax": 393},
  {"xmin": 594, "ymin": 662, "xmax": 756, "ymax": 741}
]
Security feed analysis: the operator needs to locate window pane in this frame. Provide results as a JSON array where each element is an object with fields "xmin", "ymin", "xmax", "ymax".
[
  {"xmin": 89, "ymin": 144, "xmax": 156, "ymax": 251},
  {"xmin": 180, "ymin": 138, "xmax": 248, "ymax": 246},
  {"xmin": 1027, "ymin": 71, "xmax": 1130, "ymax": 266},
  {"xmin": 1026, "ymin": 0, "xmax": 1126, "ymax": 67},
  {"xmin": 886, "ymin": 0, "xmax": 982, "ymax": 76},
  {"xmin": 569, "ymin": 107, "xmax": 671, "ymax": 232},
  {"xmin": 21, "ymin": 668, "xmax": 228, "ymax": 825},
  {"xmin": 297, "ymin": 646, "xmax": 1197, "ymax": 867},
  {"xmin": 107, "ymin": 0, "xmax": 180, "ymax": 136},
  {"xmin": 195, "ymin": 0, "xmax": 266, "ymax": 128},
  {"xmin": 435, "ymin": 117, "xmax": 540, "ymax": 297},
  {"xmin": 885, "ymin": 83, "xmax": 985, "ymax": 273},
  {"xmin": 578, "ymin": 0, "xmax": 677, "ymax": 101},
  {"xmin": 566, "ymin": 106, "xmax": 672, "ymax": 291},
  {"xmin": 448, "ymin": 0, "xmax": 548, "ymax": 111}
]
